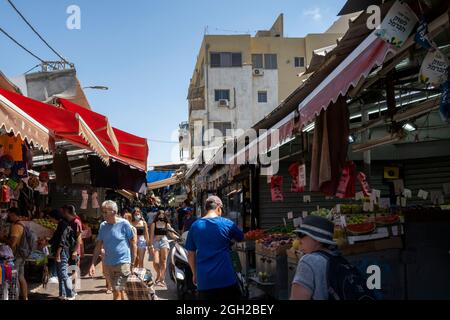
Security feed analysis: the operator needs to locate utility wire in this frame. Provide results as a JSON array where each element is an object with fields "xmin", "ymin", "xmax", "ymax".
[
  {"xmin": 6, "ymin": 0, "xmax": 70, "ymax": 64},
  {"xmin": 0, "ymin": 26, "xmax": 45, "ymax": 63}
]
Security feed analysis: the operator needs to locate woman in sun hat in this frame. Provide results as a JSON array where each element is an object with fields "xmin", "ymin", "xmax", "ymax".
[
  {"xmin": 290, "ymin": 215, "xmax": 338, "ymax": 300},
  {"xmin": 290, "ymin": 215, "xmax": 374, "ymax": 301}
]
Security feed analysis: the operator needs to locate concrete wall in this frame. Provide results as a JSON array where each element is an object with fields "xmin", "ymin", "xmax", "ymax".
[
  {"xmin": 207, "ymin": 65, "xmax": 253, "ymax": 130},
  {"xmin": 251, "ymin": 69, "xmax": 278, "ymax": 125}
]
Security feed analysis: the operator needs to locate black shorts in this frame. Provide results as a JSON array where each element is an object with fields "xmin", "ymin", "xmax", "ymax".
[{"xmin": 198, "ymin": 284, "xmax": 242, "ymax": 301}]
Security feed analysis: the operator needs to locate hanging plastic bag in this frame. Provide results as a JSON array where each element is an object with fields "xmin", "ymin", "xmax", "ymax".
[
  {"xmin": 270, "ymin": 176, "xmax": 284, "ymax": 202},
  {"xmin": 80, "ymin": 190, "xmax": 88, "ymax": 210},
  {"xmin": 357, "ymin": 172, "xmax": 372, "ymax": 197}
]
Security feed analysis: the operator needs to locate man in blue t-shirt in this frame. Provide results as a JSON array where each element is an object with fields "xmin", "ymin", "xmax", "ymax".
[
  {"xmin": 89, "ymin": 200, "xmax": 137, "ymax": 300},
  {"xmin": 185, "ymin": 196, "xmax": 244, "ymax": 300}
]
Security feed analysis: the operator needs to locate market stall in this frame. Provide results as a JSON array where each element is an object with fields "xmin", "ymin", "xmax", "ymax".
[{"xmin": 220, "ymin": 0, "xmax": 450, "ymax": 300}]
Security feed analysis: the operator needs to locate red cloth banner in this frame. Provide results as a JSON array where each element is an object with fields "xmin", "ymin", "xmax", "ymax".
[{"xmin": 270, "ymin": 176, "xmax": 284, "ymax": 202}]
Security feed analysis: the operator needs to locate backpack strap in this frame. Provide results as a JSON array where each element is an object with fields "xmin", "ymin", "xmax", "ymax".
[{"xmin": 312, "ymin": 250, "xmax": 341, "ymax": 300}]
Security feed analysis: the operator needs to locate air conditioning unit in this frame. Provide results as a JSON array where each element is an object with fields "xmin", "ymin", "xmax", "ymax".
[
  {"xmin": 218, "ymin": 99, "xmax": 229, "ymax": 107},
  {"xmin": 253, "ymin": 68, "xmax": 264, "ymax": 76}
]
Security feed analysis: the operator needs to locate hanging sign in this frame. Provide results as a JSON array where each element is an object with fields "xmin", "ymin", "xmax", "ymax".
[
  {"xmin": 298, "ymin": 163, "xmax": 307, "ymax": 192},
  {"xmin": 375, "ymin": 0, "xmax": 418, "ymax": 48},
  {"xmin": 419, "ymin": 50, "xmax": 449, "ymax": 86},
  {"xmin": 418, "ymin": 189, "xmax": 429, "ymax": 200},
  {"xmin": 288, "ymin": 163, "xmax": 303, "ymax": 192},
  {"xmin": 270, "ymin": 176, "xmax": 284, "ymax": 202},
  {"xmin": 439, "ymin": 82, "xmax": 450, "ymax": 122},
  {"xmin": 415, "ymin": 19, "xmax": 434, "ymax": 50}
]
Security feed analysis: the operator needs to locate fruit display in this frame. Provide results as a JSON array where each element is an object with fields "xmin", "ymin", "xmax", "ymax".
[
  {"xmin": 256, "ymin": 233, "xmax": 294, "ymax": 252},
  {"xmin": 258, "ymin": 272, "xmax": 270, "ymax": 283},
  {"xmin": 244, "ymin": 229, "xmax": 266, "ymax": 241},
  {"xmin": 33, "ymin": 219, "xmax": 57, "ymax": 231},
  {"xmin": 292, "ymin": 239, "xmax": 301, "ymax": 251},
  {"xmin": 375, "ymin": 214, "xmax": 400, "ymax": 226},
  {"xmin": 310, "ymin": 208, "xmax": 332, "ymax": 220},
  {"xmin": 346, "ymin": 222, "xmax": 376, "ymax": 236},
  {"xmin": 341, "ymin": 204, "xmax": 362, "ymax": 214},
  {"xmin": 345, "ymin": 214, "xmax": 371, "ymax": 225},
  {"xmin": 265, "ymin": 224, "xmax": 295, "ymax": 235}
]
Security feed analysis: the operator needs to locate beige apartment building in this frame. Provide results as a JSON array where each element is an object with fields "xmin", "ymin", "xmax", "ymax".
[{"xmin": 184, "ymin": 14, "xmax": 354, "ymax": 160}]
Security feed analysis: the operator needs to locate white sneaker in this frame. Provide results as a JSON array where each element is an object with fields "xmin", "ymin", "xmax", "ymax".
[
  {"xmin": 48, "ymin": 277, "xmax": 59, "ymax": 284},
  {"xmin": 65, "ymin": 296, "xmax": 76, "ymax": 301},
  {"xmin": 58, "ymin": 296, "xmax": 66, "ymax": 300}
]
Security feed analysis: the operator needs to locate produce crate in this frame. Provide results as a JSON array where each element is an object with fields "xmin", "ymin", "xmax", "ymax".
[
  {"xmin": 256, "ymin": 243, "xmax": 291, "ymax": 257},
  {"xmin": 235, "ymin": 240, "xmax": 255, "ymax": 251}
]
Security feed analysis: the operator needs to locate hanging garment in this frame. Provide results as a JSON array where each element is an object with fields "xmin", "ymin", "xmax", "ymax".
[
  {"xmin": 270, "ymin": 176, "xmax": 284, "ymax": 202},
  {"xmin": 91, "ymin": 191, "xmax": 99, "ymax": 209},
  {"xmin": 0, "ymin": 135, "xmax": 23, "ymax": 161},
  {"xmin": 310, "ymin": 111, "xmax": 326, "ymax": 192},
  {"xmin": 54, "ymin": 150, "xmax": 72, "ymax": 186},
  {"xmin": 80, "ymin": 190, "xmax": 88, "ymax": 210},
  {"xmin": 319, "ymin": 113, "xmax": 332, "ymax": 189},
  {"xmin": 320, "ymin": 96, "xmax": 350, "ymax": 196}
]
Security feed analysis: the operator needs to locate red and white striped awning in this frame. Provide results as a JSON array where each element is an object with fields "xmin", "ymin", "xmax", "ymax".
[{"xmin": 227, "ymin": 32, "xmax": 395, "ymax": 163}]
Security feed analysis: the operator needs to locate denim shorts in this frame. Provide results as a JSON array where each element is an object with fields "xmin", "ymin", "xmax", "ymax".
[
  {"xmin": 153, "ymin": 236, "xmax": 169, "ymax": 250},
  {"xmin": 137, "ymin": 236, "xmax": 147, "ymax": 249}
]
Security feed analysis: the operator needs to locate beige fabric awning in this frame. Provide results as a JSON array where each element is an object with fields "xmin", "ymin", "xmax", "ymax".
[
  {"xmin": 0, "ymin": 93, "xmax": 53, "ymax": 152},
  {"xmin": 147, "ymin": 175, "xmax": 180, "ymax": 190}
]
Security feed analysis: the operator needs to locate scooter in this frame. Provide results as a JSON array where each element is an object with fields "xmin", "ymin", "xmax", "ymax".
[{"xmin": 167, "ymin": 230, "xmax": 197, "ymax": 300}]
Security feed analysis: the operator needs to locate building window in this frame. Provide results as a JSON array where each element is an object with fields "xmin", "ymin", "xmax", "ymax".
[
  {"xmin": 264, "ymin": 54, "xmax": 278, "ymax": 69},
  {"xmin": 213, "ymin": 122, "xmax": 232, "ymax": 137},
  {"xmin": 215, "ymin": 89, "xmax": 230, "ymax": 101},
  {"xmin": 295, "ymin": 57, "xmax": 305, "ymax": 68},
  {"xmin": 258, "ymin": 91, "xmax": 268, "ymax": 103},
  {"xmin": 210, "ymin": 52, "xmax": 242, "ymax": 68},
  {"xmin": 252, "ymin": 54, "xmax": 263, "ymax": 69}
]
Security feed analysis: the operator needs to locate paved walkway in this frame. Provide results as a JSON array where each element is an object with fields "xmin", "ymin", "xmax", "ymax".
[{"xmin": 29, "ymin": 250, "xmax": 177, "ymax": 300}]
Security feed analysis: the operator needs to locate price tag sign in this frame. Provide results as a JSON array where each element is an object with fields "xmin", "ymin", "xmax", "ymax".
[
  {"xmin": 302, "ymin": 211, "xmax": 308, "ymax": 218},
  {"xmin": 287, "ymin": 211, "xmax": 293, "ymax": 220},
  {"xmin": 418, "ymin": 189, "xmax": 429, "ymax": 200},
  {"xmin": 303, "ymin": 195, "xmax": 311, "ymax": 203},
  {"xmin": 403, "ymin": 189, "xmax": 412, "ymax": 199},
  {"xmin": 293, "ymin": 217, "xmax": 302, "ymax": 228},
  {"xmin": 355, "ymin": 192, "xmax": 364, "ymax": 200},
  {"xmin": 336, "ymin": 204, "xmax": 341, "ymax": 214}
]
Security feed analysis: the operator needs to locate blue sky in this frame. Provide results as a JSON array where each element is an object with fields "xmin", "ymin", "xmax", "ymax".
[{"xmin": 0, "ymin": 0, "xmax": 345, "ymax": 165}]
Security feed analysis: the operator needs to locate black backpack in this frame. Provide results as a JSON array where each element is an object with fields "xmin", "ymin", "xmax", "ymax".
[
  {"xmin": 61, "ymin": 224, "xmax": 77, "ymax": 254},
  {"xmin": 316, "ymin": 251, "xmax": 376, "ymax": 301}
]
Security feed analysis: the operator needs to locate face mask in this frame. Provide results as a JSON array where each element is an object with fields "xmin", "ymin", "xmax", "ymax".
[
  {"xmin": 158, "ymin": 217, "xmax": 165, "ymax": 221},
  {"xmin": 134, "ymin": 215, "xmax": 141, "ymax": 221}
]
